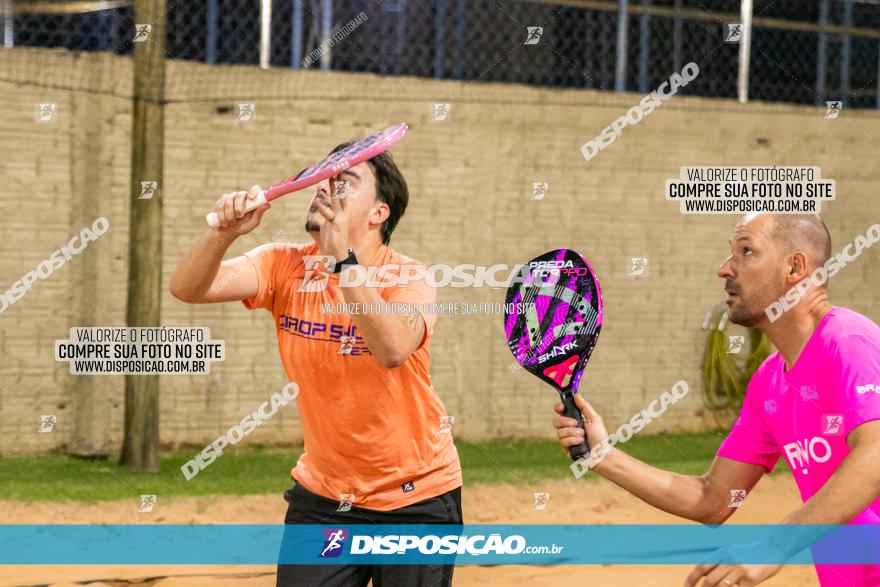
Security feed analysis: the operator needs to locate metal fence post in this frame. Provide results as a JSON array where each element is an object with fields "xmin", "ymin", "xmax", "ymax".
[
  {"xmin": 737, "ymin": 0, "xmax": 753, "ymax": 103},
  {"xmin": 638, "ymin": 0, "xmax": 651, "ymax": 93},
  {"xmin": 259, "ymin": 0, "xmax": 271, "ymax": 69},
  {"xmin": 320, "ymin": 0, "xmax": 332, "ymax": 71},
  {"xmin": 206, "ymin": 0, "xmax": 217, "ymax": 64},
  {"xmin": 2, "ymin": 0, "xmax": 14, "ymax": 48},
  {"xmin": 291, "ymin": 0, "xmax": 303, "ymax": 68},
  {"xmin": 614, "ymin": 0, "xmax": 629, "ymax": 92},
  {"xmin": 434, "ymin": 0, "xmax": 447, "ymax": 79},
  {"xmin": 816, "ymin": 0, "xmax": 829, "ymax": 105}
]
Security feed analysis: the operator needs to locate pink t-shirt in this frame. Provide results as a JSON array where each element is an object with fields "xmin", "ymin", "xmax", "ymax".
[{"xmin": 718, "ymin": 307, "xmax": 880, "ymax": 586}]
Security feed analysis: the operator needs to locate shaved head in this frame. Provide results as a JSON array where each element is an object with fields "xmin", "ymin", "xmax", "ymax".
[
  {"xmin": 767, "ymin": 214, "xmax": 832, "ymax": 269},
  {"xmin": 718, "ymin": 213, "xmax": 833, "ymax": 328}
]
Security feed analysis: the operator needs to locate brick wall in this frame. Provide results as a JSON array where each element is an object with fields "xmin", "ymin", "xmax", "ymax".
[{"xmin": 1, "ymin": 48, "xmax": 877, "ymax": 455}]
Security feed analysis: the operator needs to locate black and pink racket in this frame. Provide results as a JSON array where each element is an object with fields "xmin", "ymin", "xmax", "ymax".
[
  {"xmin": 206, "ymin": 122, "xmax": 409, "ymax": 227},
  {"xmin": 504, "ymin": 249, "xmax": 604, "ymax": 460}
]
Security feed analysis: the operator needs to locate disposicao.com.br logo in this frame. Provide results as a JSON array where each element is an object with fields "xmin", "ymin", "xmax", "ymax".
[{"xmin": 317, "ymin": 530, "xmax": 563, "ymax": 557}]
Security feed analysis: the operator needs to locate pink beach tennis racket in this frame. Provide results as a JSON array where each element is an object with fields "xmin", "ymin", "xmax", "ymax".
[
  {"xmin": 504, "ymin": 249, "xmax": 604, "ymax": 460},
  {"xmin": 205, "ymin": 122, "xmax": 409, "ymax": 227}
]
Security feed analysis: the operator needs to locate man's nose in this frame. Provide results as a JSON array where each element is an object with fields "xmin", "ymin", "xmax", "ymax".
[
  {"xmin": 314, "ymin": 186, "xmax": 330, "ymax": 201},
  {"xmin": 716, "ymin": 255, "xmax": 734, "ymax": 279},
  {"xmin": 316, "ymin": 179, "xmax": 331, "ymax": 196}
]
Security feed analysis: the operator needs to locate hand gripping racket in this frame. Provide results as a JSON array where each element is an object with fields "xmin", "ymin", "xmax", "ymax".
[
  {"xmin": 205, "ymin": 122, "xmax": 409, "ymax": 227},
  {"xmin": 503, "ymin": 249, "xmax": 604, "ymax": 460}
]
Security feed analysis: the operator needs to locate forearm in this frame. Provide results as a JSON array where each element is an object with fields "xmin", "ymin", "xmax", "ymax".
[
  {"xmin": 684, "ymin": 424, "xmax": 880, "ymax": 571},
  {"xmin": 339, "ymin": 276, "xmax": 422, "ymax": 368},
  {"xmin": 782, "ymin": 473, "xmax": 877, "ymax": 525},
  {"xmin": 169, "ymin": 229, "xmax": 237, "ymax": 302},
  {"xmin": 593, "ymin": 449, "xmax": 726, "ymax": 523},
  {"xmin": 781, "ymin": 450, "xmax": 880, "ymax": 525},
  {"xmin": 766, "ymin": 449, "xmax": 880, "ymax": 558}
]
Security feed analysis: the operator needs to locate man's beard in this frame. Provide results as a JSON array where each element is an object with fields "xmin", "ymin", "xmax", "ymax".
[
  {"xmin": 727, "ymin": 296, "xmax": 763, "ymax": 328},
  {"xmin": 305, "ymin": 212, "xmax": 321, "ymax": 233},
  {"xmin": 726, "ymin": 274, "xmax": 782, "ymax": 328}
]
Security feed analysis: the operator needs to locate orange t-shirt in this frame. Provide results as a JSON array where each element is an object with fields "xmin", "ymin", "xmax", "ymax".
[{"xmin": 242, "ymin": 241, "xmax": 462, "ymax": 510}]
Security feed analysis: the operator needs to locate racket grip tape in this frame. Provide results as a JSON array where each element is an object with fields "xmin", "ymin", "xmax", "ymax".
[
  {"xmin": 562, "ymin": 391, "xmax": 590, "ymax": 461},
  {"xmin": 205, "ymin": 191, "xmax": 268, "ymax": 228}
]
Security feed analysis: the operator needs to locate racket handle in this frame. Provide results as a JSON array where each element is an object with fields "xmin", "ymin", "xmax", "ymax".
[
  {"xmin": 205, "ymin": 191, "xmax": 268, "ymax": 228},
  {"xmin": 562, "ymin": 391, "xmax": 590, "ymax": 461}
]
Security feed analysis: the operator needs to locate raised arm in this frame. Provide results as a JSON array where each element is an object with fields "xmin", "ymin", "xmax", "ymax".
[
  {"xmin": 169, "ymin": 186, "xmax": 269, "ymax": 304},
  {"xmin": 336, "ymin": 268, "xmax": 428, "ymax": 368},
  {"xmin": 310, "ymin": 176, "xmax": 429, "ymax": 369}
]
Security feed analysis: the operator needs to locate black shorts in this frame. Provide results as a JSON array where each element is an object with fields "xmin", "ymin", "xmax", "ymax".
[{"xmin": 276, "ymin": 481, "xmax": 463, "ymax": 587}]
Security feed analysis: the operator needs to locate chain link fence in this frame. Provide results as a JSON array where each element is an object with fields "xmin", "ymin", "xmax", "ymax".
[{"xmin": 3, "ymin": 0, "xmax": 879, "ymax": 108}]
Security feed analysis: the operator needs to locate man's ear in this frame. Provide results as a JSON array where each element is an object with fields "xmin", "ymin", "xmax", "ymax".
[
  {"xmin": 371, "ymin": 201, "xmax": 390, "ymax": 228},
  {"xmin": 787, "ymin": 251, "xmax": 810, "ymax": 283}
]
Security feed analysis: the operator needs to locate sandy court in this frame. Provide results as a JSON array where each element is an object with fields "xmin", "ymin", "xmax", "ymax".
[{"xmin": 0, "ymin": 473, "xmax": 819, "ymax": 586}]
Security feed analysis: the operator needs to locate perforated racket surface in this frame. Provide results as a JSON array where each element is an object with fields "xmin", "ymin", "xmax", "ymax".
[
  {"xmin": 206, "ymin": 122, "xmax": 408, "ymax": 227},
  {"xmin": 503, "ymin": 249, "xmax": 604, "ymax": 460}
]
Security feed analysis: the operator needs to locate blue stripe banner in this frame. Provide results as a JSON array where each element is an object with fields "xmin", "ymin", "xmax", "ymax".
[{"xmin": 0, "ymin": 524, "xmax": 878, "ymax": 565}]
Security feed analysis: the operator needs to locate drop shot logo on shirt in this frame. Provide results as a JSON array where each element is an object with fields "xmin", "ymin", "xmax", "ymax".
[
  {"xmin": 278, "ymin": 314, "xmax": 370, "ymax": 355},
  {"xmin": 782, "ymin": 436, "xmax": 833, "ymax": 475}
]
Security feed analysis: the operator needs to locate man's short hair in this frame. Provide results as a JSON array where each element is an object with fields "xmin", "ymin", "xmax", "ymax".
[
  {"xmin": 330, "ymin": 142, "xmax": 409, "ymax": 245},
  {"xmin": 770, "ymin": 214, "xmax": 832, "ymax": 268}
]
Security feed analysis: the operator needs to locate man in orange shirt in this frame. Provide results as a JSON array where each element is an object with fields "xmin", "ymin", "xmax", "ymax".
[{"xmin": 170, "ymin": 144, "xmax": 463, "ymax": 586}]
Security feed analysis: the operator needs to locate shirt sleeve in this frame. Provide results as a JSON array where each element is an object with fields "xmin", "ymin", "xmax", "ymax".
[
  {"xmin": 379, "ymin": 263, "xmax": 438, "ymax": 349},
  {"xmin": 240, "ymin": 243, "xmax": 285, "ymax": 311},
  {"xmin": 717, "ymin": 374, "xmax": 782, "ymax": 473},
  {"xmin": 825, "ymin": 334, "xmax": 880, "ymax": 437}
]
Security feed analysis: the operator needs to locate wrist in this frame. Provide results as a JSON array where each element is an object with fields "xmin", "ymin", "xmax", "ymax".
[
  {"xmin": 327, "ymin": 246, "xmax": 349, "ymax": 263},
  {"xmin": 332, "ymin": 248, "xmax": 359, "ymax": 273},
  {"xmin": 589, "ymin": 438, "xmax": 617, "ymax": 475},
  {"xmin": 206, "ymin": 227, "xmax": 238, "ymax": 247}
]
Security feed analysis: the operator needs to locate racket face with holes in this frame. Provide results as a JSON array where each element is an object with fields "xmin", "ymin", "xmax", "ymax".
[
  {"xmin": 263, "ymin": 122, "xmax": 408, "ymax": 201},
  {"xmin": 503, "ymin": 249, "xmax": 604, "ymax": 394}
]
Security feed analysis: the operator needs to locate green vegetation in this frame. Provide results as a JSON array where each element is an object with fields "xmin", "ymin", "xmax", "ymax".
[
  {"xmin": 702, "ymin": 305, "xmax": 771, "ymax": 425},
  {"xmin": 458, "ymin": 431, "xmax": 728, "ymax": 485},
  {"xmin": 0, "ymin": 432, "xmax": 732, "ymax": 502}
]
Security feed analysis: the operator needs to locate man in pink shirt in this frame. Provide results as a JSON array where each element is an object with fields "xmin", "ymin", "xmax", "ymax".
[{"xmin": 553, "ymin": 213, "xmax": 880, "ymax": 586}]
